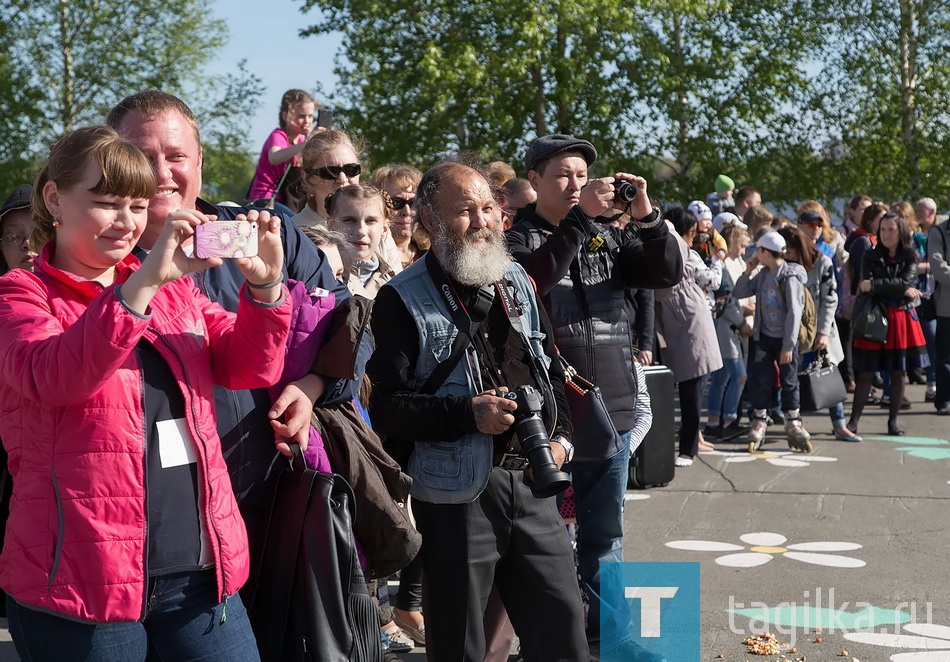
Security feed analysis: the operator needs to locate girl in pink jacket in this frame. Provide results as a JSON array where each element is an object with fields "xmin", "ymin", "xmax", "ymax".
[{"xmin": 0, "ymin": 126, "xmax": 292, "ymax": 661}]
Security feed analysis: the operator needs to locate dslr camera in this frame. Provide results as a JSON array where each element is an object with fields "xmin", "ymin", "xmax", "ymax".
[{"xmin": 501, "ymin": 386, "xmax": 571, "ymax": 498}]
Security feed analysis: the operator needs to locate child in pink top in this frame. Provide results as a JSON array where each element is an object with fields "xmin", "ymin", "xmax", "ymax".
[{"xmin": 247, "ymin": 89, "xmax": 315, "ymax": 204}]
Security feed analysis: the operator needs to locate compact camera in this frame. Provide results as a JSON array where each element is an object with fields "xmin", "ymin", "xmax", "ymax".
[{"xmin": 614, "ymin": 180, "xmax": 637, "ymax": 203}]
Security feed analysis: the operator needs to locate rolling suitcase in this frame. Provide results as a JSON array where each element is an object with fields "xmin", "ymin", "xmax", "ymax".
[{"xmin": 629, "ymin": 364, "xmax": 676, "ymax": 488}]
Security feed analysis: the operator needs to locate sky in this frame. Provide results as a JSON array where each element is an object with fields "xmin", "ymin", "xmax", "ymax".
[{"xmin": 205, "ymin": 0, "xmax": 343, "ymax": 151}]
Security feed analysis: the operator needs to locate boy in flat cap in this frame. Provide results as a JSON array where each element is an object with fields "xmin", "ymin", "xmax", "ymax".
[{"xmin": 506, "ymin": 133, "xmax": 683, "ymax": 661}]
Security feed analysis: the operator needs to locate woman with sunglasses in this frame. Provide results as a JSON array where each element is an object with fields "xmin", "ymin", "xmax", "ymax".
[
  {"xmin": 293, "ymin": 130, "xmax": 365, "ymax": 229},
  {"xmin": 293, "ymin": 132, "xmax": 403, "ymax": 273},
  {"xmin": 371, "ymin": 164, "xmax": 429, "ymax": 269},
  {"xmin": 778, "ymin": 225, "xmax": 860, "ymax": 442}
]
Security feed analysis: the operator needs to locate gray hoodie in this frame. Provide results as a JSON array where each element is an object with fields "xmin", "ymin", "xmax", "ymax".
[{"xmin": 734, "ymin": 260, "xmax": 808, "ymax": 352}]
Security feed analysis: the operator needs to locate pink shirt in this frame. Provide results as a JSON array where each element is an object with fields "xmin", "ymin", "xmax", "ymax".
[{"xmin": 248, "ymin": 128, "xmax": 302, "ymax": 201}]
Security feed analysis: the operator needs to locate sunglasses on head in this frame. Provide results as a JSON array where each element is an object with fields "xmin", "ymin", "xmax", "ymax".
[
  {"xmin": 390, "ymin": 196, "xmax": 415, "ymax": 211},
  {"xmin": 308, "ymin": 163, "xmax": 361, "ymax": 180}
]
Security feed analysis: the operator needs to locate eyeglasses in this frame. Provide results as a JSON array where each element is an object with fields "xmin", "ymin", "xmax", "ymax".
[
  {"xmin": 390, "ymin": 196, "xmax": 415, "ymax": 211},
  {"xmin": 0, "ymin": 234, "xmax": 29, "ymax": 246},
  {"xmin": 307, "ymin": 163, "xmax": 361, "ymax": 180}
]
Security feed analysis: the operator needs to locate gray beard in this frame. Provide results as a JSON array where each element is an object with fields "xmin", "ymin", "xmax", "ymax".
[{"xmin": 432, "ymin": 221, "xmax": 511, "ymax": 287}]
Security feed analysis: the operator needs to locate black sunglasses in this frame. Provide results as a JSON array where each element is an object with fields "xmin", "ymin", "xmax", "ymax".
[
  {"xmin": 308, "ymin": 163, "xmax": 361, "ymax": 180},
  {"xmin": 391, "ymin": 196, "xmax": 415, "ymax": 210}
]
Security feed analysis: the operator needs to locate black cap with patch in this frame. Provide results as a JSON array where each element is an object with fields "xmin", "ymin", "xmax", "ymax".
[
  {"xmin": 523, "ymin": 134, "xmax": 597, "ymax": 173},
  {"xmin": 0, "ymin": 185, "xmax": 32, "ymax": 223}
]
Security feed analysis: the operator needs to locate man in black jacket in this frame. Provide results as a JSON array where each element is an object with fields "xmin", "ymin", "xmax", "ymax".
[{"xmin": 506, "ymin": 134, "xmax": 682, "ymax": 661}]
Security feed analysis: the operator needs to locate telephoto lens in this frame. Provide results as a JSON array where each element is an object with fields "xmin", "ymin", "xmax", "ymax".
[
  {"xmin": 614, "ymin": 180, "xmax": 637, "ymax": 203},
  {"xmin": 504, "ymin": 386, "xmax": 571, "ymax": 498}
]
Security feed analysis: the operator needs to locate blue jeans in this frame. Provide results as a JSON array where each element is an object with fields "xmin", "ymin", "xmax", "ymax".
[
  {"xmin": 571, "ymin": 431, "xmax": 631, "ymax": 650},
  {"xmin": 707, "ymin": 358, "xmax": 747, "ymax": 421},
  {"xmin": 7, "ymin": 570, "xmax": 260, "ymax": 662}
]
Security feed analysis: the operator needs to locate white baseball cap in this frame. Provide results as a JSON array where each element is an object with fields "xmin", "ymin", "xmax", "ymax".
[{"xmin": 756, "ymin": 231, "xmax": 786, "ymax": 253}]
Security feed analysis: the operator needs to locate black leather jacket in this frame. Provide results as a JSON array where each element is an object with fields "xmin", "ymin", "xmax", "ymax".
[
  {"xmin": 506, "ymin": 203, "xmax": 683, "ymax": 429},
  {"xmin": 861, "ymin": 245, "xmax": 920, "ymax": 310}
]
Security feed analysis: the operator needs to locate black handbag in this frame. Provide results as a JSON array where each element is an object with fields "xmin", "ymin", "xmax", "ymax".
[
  {"xmin": 917, "ymin": 295, "xmax": 937, "ymax": 322},
  {"xmin": 852, "ymin": 293, "xmax": 889, "ymax": 343},
  {"xmin": 243, "ymin": 444, "xmax": 379, "ymax": 662},
  {"xmin": 798, "ymin": 352, "xmax": 848, "ymax": 412},
  {"xmin": 560, "ymin": 357, "xmax": 624, "ymax": 461}
]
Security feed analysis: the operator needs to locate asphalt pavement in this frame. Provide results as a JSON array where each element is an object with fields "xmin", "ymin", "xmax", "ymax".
[{"xmin": 2, "ymin": 382, "xmax": 948, "ymax": 661}]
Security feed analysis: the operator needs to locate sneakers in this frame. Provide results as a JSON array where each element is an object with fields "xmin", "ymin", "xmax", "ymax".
[
  {"xmin": 926, "ymin": 385, "xmax": 937, "ymax": 402},
  {"xmin": 784, "ymin": 415, "xmax": 813, "ymax": 453},
  {"xmin": 381, "ymin": 625, "xmax": 414, "ymax": 653},
  {"xmin": 720, "ymin": 420, "xmax": 748, "ymax": 440},
  {"xmin": 747, "ymin": 414, "xmax": 768, "ymax": 453},
  {"xmin": 675, "ymin": 455, "xmax": 693, "ymax": 467}
]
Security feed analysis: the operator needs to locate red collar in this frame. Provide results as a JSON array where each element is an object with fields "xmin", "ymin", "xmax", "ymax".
[{"xmin": 34, "ymin": 242, "xmax": 142, "ymax": 300}]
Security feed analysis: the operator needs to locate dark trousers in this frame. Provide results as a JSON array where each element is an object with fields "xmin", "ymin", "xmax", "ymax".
[
  {"xmin": 393, "ymin": 555, "xmax": 424, "ymax": 612},
  {"xmin": 413, "ymin": 468, "xmax": 588, "ymax": 662},
  {"xmin": 935, "ymin": 316, "xmax": 950, "ymax": 409},
  {"xmin": 750, "ymin": 334, "xmax": 801, "ymax": 413},
  {"xmin": 678, "ymin": 376, "xmax": 704, "ymax": 456},
  {"xmin": 836, "ymin": 315, "xmax": 854, "ymax": 385}
]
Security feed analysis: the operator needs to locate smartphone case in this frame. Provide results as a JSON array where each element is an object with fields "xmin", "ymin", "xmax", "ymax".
[{"xmin": 195, "ymin": 220, "xmax": 258, "ymax": 258}]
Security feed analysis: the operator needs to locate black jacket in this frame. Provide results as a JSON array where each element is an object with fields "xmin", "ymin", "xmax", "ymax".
[
  {"xmin": 861, "ymin": 245, "xmax": 920, "ymax": 310},
  {"xmin": 506, "ymin": 204, "xmax": 683, "ymax": 429}
]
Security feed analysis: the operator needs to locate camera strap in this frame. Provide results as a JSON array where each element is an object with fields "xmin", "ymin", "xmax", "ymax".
[
  {"xmin": 422, "ymin": 255, "xmax": 559, "ymax": 444},
  {"xmin": 420, "ymin": 256, "xmax": 497, "ymax": 395}
]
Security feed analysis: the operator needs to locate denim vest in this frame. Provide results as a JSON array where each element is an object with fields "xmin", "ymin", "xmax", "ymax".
[{"xmin": 389, "ymin": 259, "xmax": 550, "ymax": 504}]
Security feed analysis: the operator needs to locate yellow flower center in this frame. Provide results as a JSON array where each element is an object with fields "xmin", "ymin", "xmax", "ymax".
[{"xmin": 750, "ymin": 546, "xmax": 788, "ymax": 554}]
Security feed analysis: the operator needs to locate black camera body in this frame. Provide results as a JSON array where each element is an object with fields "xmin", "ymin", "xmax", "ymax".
[
  {"xmin": 502, "ymin": 386, "xmax": 571, "ymax": 498},
  {"xmin": 614, "ymin": 180, "xmax": 637, "ymax": 203}
]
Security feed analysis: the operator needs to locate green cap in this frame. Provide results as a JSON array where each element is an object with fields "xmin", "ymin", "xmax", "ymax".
[{"xmin": 714, "ymin": 174, "xmax": 735, "ymax": 193}]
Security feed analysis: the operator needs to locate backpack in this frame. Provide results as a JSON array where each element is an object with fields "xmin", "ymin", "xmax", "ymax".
[{"xmin": 779, "ymin": 272, "xmax": 818, "ymax": 353}]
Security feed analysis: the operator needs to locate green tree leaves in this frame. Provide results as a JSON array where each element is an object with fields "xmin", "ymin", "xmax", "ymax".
[{"xmin": 300, "ymin": 0, "xmax": 950, "ymax": 207}]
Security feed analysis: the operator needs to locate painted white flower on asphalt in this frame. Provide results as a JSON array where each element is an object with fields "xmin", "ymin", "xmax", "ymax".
[
  {"xmin": 665, "ymin": 532, "xmax": 866, "ymax": 568},
  {"xmin": 844, "ymin": 623, "xmax": 950, "ymax": 660},
  {"xmin": 703, "ymin": 449, "xmax": 838, "ymax": 468}
]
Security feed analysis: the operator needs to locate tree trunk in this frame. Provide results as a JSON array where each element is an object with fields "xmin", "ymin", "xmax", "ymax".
[
  {"xmin": 898, "ymin": 0, "xmax": 920, "ymax": 197},
  {"xmin": 58, "ymin": 0, "xmax": 75, "ymax": 133},
  {"xmin": 555, "ymin": 18, "xmax": 569, "ymax": 133},
  {"xmin": 531, "ymin": 63, "xmax": 547, "ymax": 138},
  {"xmin": 672, "ymin": 13, "xmax": 691, "ymax": 197}
]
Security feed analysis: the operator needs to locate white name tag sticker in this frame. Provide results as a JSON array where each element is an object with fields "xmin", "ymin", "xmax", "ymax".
[{"xmin": 156, "ymin": 418, "xmax": 199, "ymax": 468}]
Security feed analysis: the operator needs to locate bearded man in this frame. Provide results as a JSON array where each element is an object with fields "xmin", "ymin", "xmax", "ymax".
[{"xmin": 367, "ymin": 162, "xmax": 587, "ymax": 662}]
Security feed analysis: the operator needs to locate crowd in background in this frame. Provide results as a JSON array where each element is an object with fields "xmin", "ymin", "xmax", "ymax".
[{"xmin": 0, "ymin": 85, "xmax": 949, "ymax": 662}]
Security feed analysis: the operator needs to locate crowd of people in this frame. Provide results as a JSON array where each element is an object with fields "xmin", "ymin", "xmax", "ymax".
[{"xmin": 0, "ymin": 85, "xmax": 948, "ymax": 662}]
